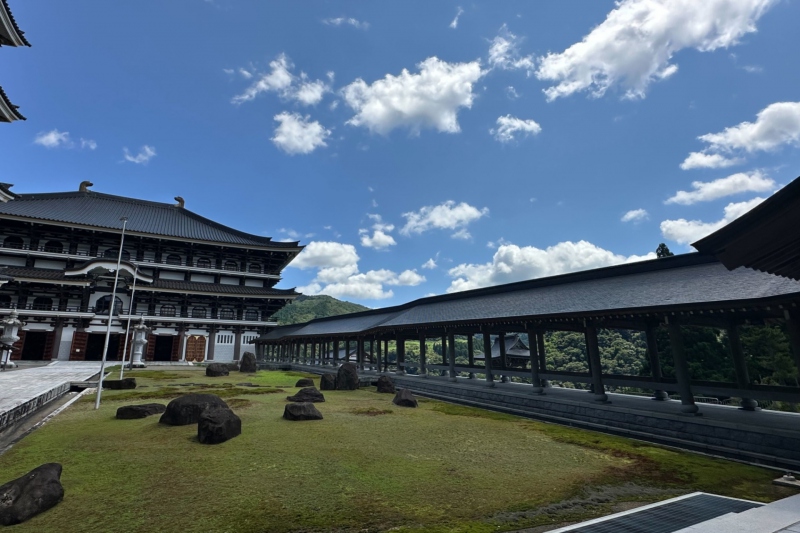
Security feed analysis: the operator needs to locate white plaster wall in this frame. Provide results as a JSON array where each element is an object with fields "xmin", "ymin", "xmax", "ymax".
[
  {"xmin": 58, "ymin": 327, "xmax": 74, "ymax": 360},
  {"xmin": 22, "ymin": 323, "xmax": 53, "ymax": 331},
  {"xmin": 190, "ymin": 273, "xmax": 214, "ymax": 283},
  {"xmin": 244, "ymin": 279, "xmax": 263, "ymax": 287},
  {"xmin": 214, "ymin": 344, "xmax": 234, "ymax": 362},
  {"xmin": 220, "ymin": 276, "xmax": 239, "ymax": 285},
  {"xmin": 159, "ymin": 271, "xmax": 184, "ymax": 281},
  {"xmin": 34, "ymin": 259, "xmax": 67, "ymax": 269},
  {"xmin": 0, "ymin": 256, "xmax": 26, "ymax": 266}
]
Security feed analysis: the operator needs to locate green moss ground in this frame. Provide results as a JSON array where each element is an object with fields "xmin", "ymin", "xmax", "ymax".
[{"xmin": 0, "ymin": 369, "xmax": 791, "ymax": 533}]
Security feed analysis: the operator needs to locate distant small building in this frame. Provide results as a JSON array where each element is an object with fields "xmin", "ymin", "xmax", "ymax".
[{"xmin": 474, "ymin": 334, "xmax": 530, "ymax": 369}]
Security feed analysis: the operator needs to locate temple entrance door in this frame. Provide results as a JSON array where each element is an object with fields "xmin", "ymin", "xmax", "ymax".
[
  {"xmin": 21, "ymin": 331, "xmax": 47, "ymax": 360},
  {"xmin": 153, "ymin": 336, "xmax": 174, "ymax": 361},
  {"xmin": 85, "ymin": 333, "xmax": 120, "ymax": 361},
  {"xmin": 185, "ymin": 335, "xmax": 206, "ymax": 362}
]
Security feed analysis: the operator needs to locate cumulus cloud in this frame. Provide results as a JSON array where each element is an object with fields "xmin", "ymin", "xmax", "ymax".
[
  {"xmin": 682, "ymin": 102, "xmax": 800, "ymax": 168},
  {"xmin": 621, "ymin": 209, "xmax": 649, "ymax": 223},
  {"xmin": 680, "ymin": 152, "xmax": 743, "ymax": 170},
  {"xmin": 490, "ymin": 115, "xmax": 542, "ymax": 143},
  {"xmin": 488, "ymin": 25, "xmax": 536, "ymax": 75},
  {"xmin": 536, "ymin": 0, "xmax": 777, "ymax": 101},
  {"xmin": 449, "ymin": 6, "xmax": 464, "ymax": 29},
  {"xmin": 660, "ymin": 196, "xmax": 765, "ymax": 245},
  {"xmin": 359, "ymin": 214, "xmax": 397, "ymax": 249},
  {"xmin": 34, "ymin": 129, "xmax": 96, "ymax": 150},
  {"xmin": 271, "ymin": 112, "xmax": 331, "ymax": 155},
  {"xmin": 323, "ymin": 17, "xmax": 369, "ymax": 29},
  {"xmin": 291, "ymin": 241, "xmax": 424, "ymax": 300},
  {"xmin": 341, "ymin": 57, "xmax": 484, "ymax": 135},
  {"xmin": 422, "ymin": 258, "xmax": 437, "ymax": 269},
  {"xmin": 123, "ymin": 145, "xmax": 156, "ymax": 164},
  {"xmin": 400, "ymin": 200, "xmax": 489, "ymax": 238},
  {"xmin": 232, "ymin": 53, "xmax": 331, "ymax": 106},
  {"xmin": 665, "ymin": 170, "xmax": 774, "ymax": 205},
  {"xmin": 447, "ymin": 241, "xmax": 656, "ymax": 292}
]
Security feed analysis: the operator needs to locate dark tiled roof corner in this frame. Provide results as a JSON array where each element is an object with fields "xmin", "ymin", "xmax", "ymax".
[
  {"xmin": 0, "ymin": 85, "xmax": 25, "ymax": 121},
  {"xmin": 0, "ymin": 0, "xmax": 31, "ymax": 47}
]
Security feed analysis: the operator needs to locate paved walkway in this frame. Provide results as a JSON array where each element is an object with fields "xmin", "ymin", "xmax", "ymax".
[{"xmin": 0, "ymin": 362, "xmax": 102, "ymax": 430}]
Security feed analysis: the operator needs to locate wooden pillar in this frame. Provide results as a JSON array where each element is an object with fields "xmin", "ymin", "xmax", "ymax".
[
  {"xmin": 786, "ymin": 310, "xmax": 800, "ymax": 377},
  {"xmin": 645, "ymin": 325, "xmax": 668, "ymax": 400},
  {"xmin": 537, "ymin": 332, "xmax": 550, "ymax": 387},
  {"xmin": 396, "ymin": 337, "xmax": 405, "ymax": 375},
  {"xmin": 440, "ymin": 335, "xmax": 448, "ymax": 376},
  {"xmin": 357, "ymin": 337, "xmax": 365, "ymax": 371},
  {"xmin": 483, "ymin": 329, "xmax": 494, "ymax": 386},
  {"xmin": 668, "ymin": 322, "xmax": 700, "ymax": 415},
  {"xmin": 233, "ymin": 328, "xmax": 242, "ymax": 361},
  {"xmin": 369, "ymin": 339, "xmax": 374, "ymax": 371},
  {"xmin": 448, "ymin": 331, "xmax": 457, "ymax": 381},
  {"xmin": 527, "ymin": 327, "xmax": 544, "ymax": 394},
  {"xmin": 498, "ymin": 332, "xmax": 508, "ymax": 383},
  {"xmin": 727, "ymin": 322, "xmax": 758, "ymax": 411},
  {"xmin": 384, "ymin": 340, "xmax": 389, "ymax": 372},
  {"xmin": 418, "ymin": 333, "xmax": 426, "ymax": 376},
  {"xmin": 467, "ymin": 334, "xmax": 475, "ymax": 378},
  {"xmin": 585, "ymin": 323, "xmax": 609, "ymax": 402},
  {"xmin": 333, "ymin": 339, "xmax": 340, "ymax": 366}
]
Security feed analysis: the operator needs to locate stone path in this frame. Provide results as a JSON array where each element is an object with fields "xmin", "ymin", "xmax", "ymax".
[{"xmin": 0, "ymin": 362, "xmax": 102, "ymax": 431}]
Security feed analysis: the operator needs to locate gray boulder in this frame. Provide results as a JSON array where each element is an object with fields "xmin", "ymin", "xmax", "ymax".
[
  {"xmin": 295, "ymin": 378, "xmax": 314, "ymax": 387},
  {"xmin": 206, "ymin": 363, "xmax": 229, "ymax": 377},
  {"xmin": 392, "ymin": 388, "xmax": 418, "ymax": 408},
  {"xmin": 320, "ymin": 374, "xmax": 336, "ymax": 390},
  {"xmin": 198, "ymin": 407, "xmax": 241, "ymax": 444},
  {"xmin": 286, "ymin": 387, "xmax": 325, "ymax": 403},
  {"xmin": 0, "ymin": 463, "xmax": 64, "ymax": 526},
  {"xmin": 103, "ymin": 378, "xmax": 136, "ymax": 390},
  {"xmin": 375, "ymin": 375, "xmax": 395, "ymax": 394},
  {"xmin": 116, "ymin": 403, "xmax": 166, "ymax": 419},
  {"xmin": 283, "ymin": 402, "xmax": 323, "ymax": 421},
  {"xmin": 159, "ymin": 394, "xmax": 229, "ymax": 426},
  {"xmin": 335, "ymin": 362, "xmax": 359, "ymax": 390},
  {"xmin": 239, "ymin": 352, "xmax": 257, "ymax": 373}
]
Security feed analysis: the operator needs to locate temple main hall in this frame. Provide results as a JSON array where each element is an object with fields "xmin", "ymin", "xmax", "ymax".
[{"xmin": 0, "ymin": 181, "xmax": 303, "ymax": 363}]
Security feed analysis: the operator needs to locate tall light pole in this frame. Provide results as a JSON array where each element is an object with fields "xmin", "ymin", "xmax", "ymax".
[
  {"xmin": 119, "ymin": 265, "xmax": 138, "ymax": 380},
  {"xmin": 95, "ymin": 217, "xmax": 128, "ymax": 410}
]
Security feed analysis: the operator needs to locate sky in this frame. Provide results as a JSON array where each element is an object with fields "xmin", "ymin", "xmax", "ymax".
[{"xmin": 2, "ymin": 0, "xmax": 800, "ymax": 307}]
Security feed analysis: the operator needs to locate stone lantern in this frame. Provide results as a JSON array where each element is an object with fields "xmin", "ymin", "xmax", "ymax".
[
  {"xmin": 0, "ymin": 310, "xmax": 23, "ymax": 371},
  {"xmin": 130, "ymin": 316, "xmax": 150, "ymax": 368}
]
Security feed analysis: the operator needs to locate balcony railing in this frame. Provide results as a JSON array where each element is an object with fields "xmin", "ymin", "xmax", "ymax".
[
  {"xmin": 0, "ymin": 303, "xmax": 268, "ymax": 322},
  {"xmin": 0, "ymin": 243, "xmax": 281, "ymax": 276}
]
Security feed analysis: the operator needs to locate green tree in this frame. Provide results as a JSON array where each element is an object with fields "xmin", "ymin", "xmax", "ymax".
[{"xmin": 656, "ymin": 243, "xmax": 674, "ymax": 258}]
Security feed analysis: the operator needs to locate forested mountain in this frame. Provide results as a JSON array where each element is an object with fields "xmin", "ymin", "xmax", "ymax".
[{"xmin": 273, "ymin": 295, "xmax": 370, "ymax": 325}]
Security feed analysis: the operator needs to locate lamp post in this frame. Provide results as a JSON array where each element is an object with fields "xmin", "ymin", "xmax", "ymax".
[
  {"xmin": 0, "ymin": 309, "xmax": 22, "ymax": 371},
  {"xmin": 119, "ymin": 265, "xmax": 139, "ymax": 380},
  {"xmin": 95, "ymin": 217, "xmax": 128, "ymax": 409}
]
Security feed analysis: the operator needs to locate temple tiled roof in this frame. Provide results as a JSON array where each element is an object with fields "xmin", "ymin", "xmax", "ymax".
[
  {"xmin": 0, "ymin": 85, "xmax": 25, "ymax": 122},
  {"xmin": 0, "ymin": 0, "xmax": 31, "ymax": 47},
  {"xmin": 147, "ymin": 279, "xmax": 297, "ymax": 297},
  {"xmin": 0, "ymin": 190, "xmax": 302, "ymax": 249},
  {"xmin": 259, "ymin": 254, "xmax": 800, "ymax": 341}
]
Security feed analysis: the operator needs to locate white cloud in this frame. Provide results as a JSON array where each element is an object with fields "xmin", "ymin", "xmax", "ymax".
[
  {"xmin": 451, "ymin": 229, "xmax": 472, "ymax": 240},
  {"xmin": 506, "ymin": 86, "xmax": 520, "ymax": 99},
  {"xmin": 447, "ymin": 241, "xmax": 656, "ymax": 293},
  {"xmin": 488, "ymin": 25, "xmax": 536, "ymax": 75},
  {"xmin": 342, "ymin": 56, "xmax": 484, "ymax": 135},
  {"xmin": 400, "ymin": 200, "xmax": 489, "ymax": 238},
  {"xmin": 665, "ymin": 170, "xmax": 774, "ymax": 205},
  {"xmin": 360, "ymin": 230, "xmax": 396, "ymax": 249},
  {"xmin": 536, "ymin": 0, "xmax": 777, "ymax": 101},
  {"xmin": 660, "ymin": 196, "xmax": 765, "ymax": 244},
  {"xmin": 123, "ymin": 145, "xmax": 156, "ymax": 165},
  {"xmin": 621, "ymin": 208, "xmax": 649, "ymax": 223},
  {"xmin": 271, "ymin": 112, "xmax": 331, "ymax": 155},
  {"xmin": 34, "ymin": 129, "xmax": 71, "ymax": 148},
  {"xmin": 695, "ymin": 101, "xmax": 800, "ymax": 154},
  {"xmin": 449, "ymin": 6, "xmax": 464, "ymax": 29},
  {"xmin": 490, "ymin": 115, "xmax": 542, "ymax": 143},
  {"xmin": 422, "ymin": 258, "xmax": 437, "ymax": 269},
  {"xmin": 291, "ymin": 241, "xmax": 424, "ymax": 300},
  {"xmin": 232, "ymin": 54, "xmax": 331, "ymax": 106},
  {"xmin": 323, "ymin": 17, "xmax": 369, "ymax": 29},
  {"xmin": 680, "ymin": 151, "xmax": 743, "ymax": 169},
  {"xmin": 80, "ymin": 138, "xmax": 97, "ymax": 150}
]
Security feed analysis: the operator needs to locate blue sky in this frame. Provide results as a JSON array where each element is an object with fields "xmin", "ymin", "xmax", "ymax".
[{"xmin": 2, "ymin": 0, "xmax": 800, "ymax": 306}]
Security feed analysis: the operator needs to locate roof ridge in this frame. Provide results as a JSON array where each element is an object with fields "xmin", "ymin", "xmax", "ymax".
[{"xmin": 0, "ymin": 0, "xmax": 31, "ymax": 47}]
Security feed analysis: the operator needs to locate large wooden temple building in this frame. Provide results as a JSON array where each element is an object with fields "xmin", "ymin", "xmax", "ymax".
[
  {"xmin": 0, "ymin": 182, "xmax": 303, "ymax": 363},
  {"xmin": 0, "ymin": 0, "xmax": 30, "ymax": 123}
]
